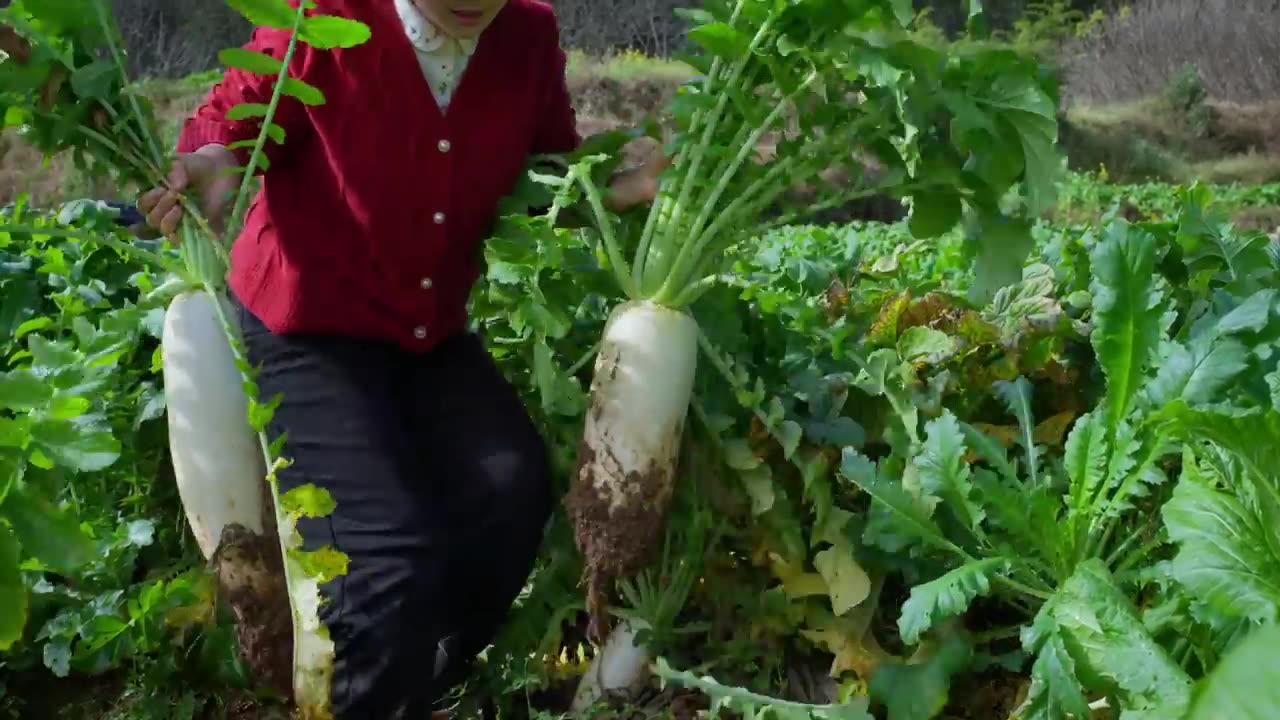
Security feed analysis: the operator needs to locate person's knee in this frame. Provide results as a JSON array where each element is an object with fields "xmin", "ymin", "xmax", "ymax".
[{"xmin": 484, "ymin": 432, "xmax": 554, "ymax": 531}]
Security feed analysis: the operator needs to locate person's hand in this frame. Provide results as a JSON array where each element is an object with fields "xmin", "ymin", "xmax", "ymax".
[
  {"xmin": 134, "ymin": 144, "xmax": 239, "ymax": 241},
  {"xmin": 604, "ymin": 154, "xmax": 670, "ymax": 211}
]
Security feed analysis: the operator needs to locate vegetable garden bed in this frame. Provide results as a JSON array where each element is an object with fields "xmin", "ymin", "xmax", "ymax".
[{"xmin": 2, "ymin": 1, "xmax": 1280, "ymax": 719}]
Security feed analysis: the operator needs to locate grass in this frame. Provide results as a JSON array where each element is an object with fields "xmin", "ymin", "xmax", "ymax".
[{"xmin": 1061, "ymin": 96, "xmax": 1280, "ymax": 184}]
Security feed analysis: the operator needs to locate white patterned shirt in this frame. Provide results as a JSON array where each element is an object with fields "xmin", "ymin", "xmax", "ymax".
[{"xmin": 393, "ymin": 0, "xmax": 480, "ymax": 110}]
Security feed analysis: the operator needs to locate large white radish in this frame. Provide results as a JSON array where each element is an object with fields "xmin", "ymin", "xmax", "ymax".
[
  {"xmin": 162, "ymin": 288, "xmax": 300, "ymax": 700},
  {"xmin": 565, "ymin": 300, "xmax": 698, "ymax": 700},
  {"xmin": 162, "ymin": 289, "xmax": 267, "ymax": 557}
]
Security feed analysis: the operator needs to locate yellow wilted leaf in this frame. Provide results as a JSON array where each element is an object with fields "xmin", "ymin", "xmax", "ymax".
[
  {"xmin": 768, "ymin": 552, "xmax": 828, "ymax": 600},
  {"xmin": 814, "ymin": 541, "xmax": 871, "ymax": 615},
  {"xmin": 800, "ymin": 609, "xmax": 887, "ymax": 679},
  {"xmin": 1033, "ymin": 411, "xmax": 1076, "ymax": 448},
  {"xmin": 972, "ymin": 423, "xmax": 1018, "ymax": 448}
]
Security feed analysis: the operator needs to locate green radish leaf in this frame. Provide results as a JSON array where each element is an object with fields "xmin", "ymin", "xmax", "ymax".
[
  {"xmin": 282, "ymin": 77, "xmax": 325, "ymax": 105},
  {"xmin": 0, "ymin": 484, "xmax": 92, "ymax": 575},
  {"xmin": 281, "ymin": 484, "xmax": 337, "ymax": 519},
  {"xmin": 687, "ymin": 23, "xmax": 749, "ymax": 58},
  {"xmin": 1017, "ymin": 631, "xmax": 1091, "ymax": 720},
  {"xmin": 1046, "ymin": 560, "xmax": 1194, "ymax": 715},
  {"xmin": 218, "ymin": 48, "xmax": 285, "ymax": 75},
  {"xmin": 289, "ymin": 545, "xmax": 348, "ymax": 584},
  {"xmin": 993, "ymin": 377, "xmax": 1039, "ymax": 485},
  {"xmin": 0, "ymin": 370, "xmax": 51, "ymax": 411},
  {"xmin": 907, "ymin": 191, "xmax": 961, "ymax": 239},
  {"xmin": 888, "ymin": 0, "xmax": 914, "ymax": 27},
  {"xmin": 0, "ymin": 522, "xmax": 25, "ymax": 651},
  {"xmin": 300, "ymin": 15, "xmax": 373, "ymax": 49},
  {"xmin": 914, "ymin": 411, "xmax": 983, "ymax": 534},
  {"xmin": 869, "ymin": 636, "xmax": 972, "ymax": 720},
  {"xmin": 1090, "ymin": 222, "xmax": 1165, "ymax": 433},
  {"xmin": 1163, "ymin": 457, "xmax": 1280, "ymax": 625},
  {"xmin": 1143, "ymin": 337, "xmax": 1249, "ymax": 409},
  {"xmin": 1185, "ymin": 623, "xmax": 1280, "ymax": 720},
  {"xmin": 1064, "ymin": 411, "xmax": 1106, "ymax": 519},
  {"xmin": 68, "ymin": 60, "xmax": 115, "ymax": 100},
  {"xmin": 226, "ymin": 103, "xmax": 270, "ymax": 121},
  {"xmin": 1216, "ymin": 289, "xmax": 1276, "ymax": 335},
  {"xmin": 899, "ymin": 558, "xmax": 1004, "ymax": 645},
  {"xmin": 225, "ymin": 0, "xmax": 297, "ymax": 28},
  {"xmin": 966, "ymin": 211, "xmax": 1035, "ymax": 306},
  {"xmin": 840, "ymin": 448, "xmax": 949, "ymax": 555}
]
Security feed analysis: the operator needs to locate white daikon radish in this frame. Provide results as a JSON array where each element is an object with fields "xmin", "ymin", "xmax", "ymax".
[
  {"xmin": 162, "ymin": 289, "xmax": 266, "ymax": 559},
  {"xmin": 566, "ymin": 300, "xmax": 698, "ymax": 645}
]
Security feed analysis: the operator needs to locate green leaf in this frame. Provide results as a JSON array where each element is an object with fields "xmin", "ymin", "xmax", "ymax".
[
  {"xmin": 897, "ymin": 327, "xmax": 955, "ymax": 365},
  {"xmin": 1046, "ymin": 560, "xmax": 1194, "ymax": 715},
  {"xmin": 686, "ymin": 22, "xmax": 749, "ymax": 58},
  {"xmin": 29, "ymin": 419, "xmax": 121, "ymax": 472},
  {"xmin": 0, "ymin": 522, "xmax": 24, "ymax": 651},
  {"xmin": 899, "ymin": 558, "xmax": 1004, "ymax": 645},
  {"xmin": 0, "ymin": 370, "xmax": 51, "ymax": 411},
  {"xmin": 907, "ymin": 192, "xmax": 961, "ymax": 240},
  {"xmin": 69, "ymin": 60, "xmax": 115, "ymax": 100},
  {"xmin": 1185, "ymin": 623, "xmax": 1280, "ymax": 720},
  {"xmin": 914, "ymin": 411, "xmax": 984, "ymax": 534},
  {"xmin": 1064, "ymin": 411, "xmax": 1107, "ymax": 517},
  {"xmin": 289, "ymin": 545, "xmax": 348, "ymax": 584},
  {"xmin": 993, "ymin": 376, "xmax": 1040, "ymax": 486},
  {"xmin": 225, "ymin": 0, "xmax": 297, "ymax": 28},
  {"xmin": 868, "ymin": 636, "xmax": 972, "ymax": 720},
  {"xmin": 281, "ymin": 484, "xmax": 337, "ymax": 519},
  {"xmin": 1163, "ymin": 449, "xmax": 1280, "ymax": 624},
  {"xmin": 1143, "ymin": 337, "xmax": 1249, "ymax": 409},
  {"xmin": 1090, "ymin": 221, "xmax": 1165, "ymax": 433},
  {"xmin": 840, "ymin": 449, "xmax": 950, "ymax": 555},
  {"xmin": 0, "ymin": 484, "xmax": 93, "ymax": 575},
  {"xmin": 300, "ymin": 15, "xmax": 373, "ymax": 49},
  {"xmin": 281, "ymin": 77, "xmax": 325, "ymax": 105},
  {"xmin": 1018, "ymin": 631, "xmax": 1091, "ymax": 720},
  {"xmin": 226, "ymin": 103, "xmax": 270, "ymax": 121},
  {"xmin": 218, "ymin": 47, "xmax": 285, "ymax": 75},
  {"xmin": 966, "ymin": 211, "xmax": 1035, "ymax": 306}
]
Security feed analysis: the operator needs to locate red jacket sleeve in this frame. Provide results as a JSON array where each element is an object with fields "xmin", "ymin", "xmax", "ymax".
[
  {"xmin": 530, "ymin": 11, "xmax": 580, "ymax": 156},
  {"xmin": 175, "ymin": 25, "xmax": 313, "ymax": 171}
]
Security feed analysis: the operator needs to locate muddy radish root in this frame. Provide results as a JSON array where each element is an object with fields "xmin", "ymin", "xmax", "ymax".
[{"xmin": 566, "ymin": 300, "xmax": 699, "ymax": 643}]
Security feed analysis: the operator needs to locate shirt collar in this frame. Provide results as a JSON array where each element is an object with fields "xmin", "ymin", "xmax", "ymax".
[{"xmin": 395, "ymin": 0, "xmax": 480, "ymax": 56}]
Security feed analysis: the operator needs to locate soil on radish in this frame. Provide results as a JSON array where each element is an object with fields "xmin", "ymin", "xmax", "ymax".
[
  {"xmin": 210, "ymin": 522, "xmax": 292, "ymax": 701},
  {"xmin": 566, "ymin": 438, "xmax": 675, "ymax": 644}
]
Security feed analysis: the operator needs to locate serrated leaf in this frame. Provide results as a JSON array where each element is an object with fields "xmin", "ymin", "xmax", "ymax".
[
  {"xmin": 915, "ymin": 411, "xmax": 984, "ymax": 534},
  {"xmin": 1047, "ymin": 561, "xmax": 1194, "ymax": 715},
  {"xmin": 897, "ymin": 326, "xmax": 955, "ymax": 365},
  {"xmin": 1143, "ymin": 337, "xmax": 1249, "ymax": 409},
  {"xmin": 1163, "ymin": 454, "xmax": 1280, "ymax": 624},
  {"xmin": 840, "ymin": 449, "xmax": 950, "ymax": 555},
  {"xmin": 1090, "ymin": 222, "xmax": 1165, "ymax": 433},
  {"xmin": 1185, "ymin": 623, "xmax": 1280, "ymax": 720},
  {"xmin": 899, "ymin": 558, "xmax": 1004, "ymax": 645},
  {"xmin": 1017, "ymin": 631, "xmax": 1091, "ymax": 720}
]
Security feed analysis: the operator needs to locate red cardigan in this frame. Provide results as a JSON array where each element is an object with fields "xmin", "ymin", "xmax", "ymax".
[{"xmin": 176, "ymin": 0, "xmax": 580, "ymax": 351}]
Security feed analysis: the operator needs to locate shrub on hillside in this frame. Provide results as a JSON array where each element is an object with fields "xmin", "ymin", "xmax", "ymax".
[{"xmin": 1062, "ymin": 0, "xmax": 1280, "ymax": 104}]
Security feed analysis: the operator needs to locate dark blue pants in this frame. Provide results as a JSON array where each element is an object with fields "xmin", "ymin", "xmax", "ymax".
[{"xmin": 232, "ymin": 295, "xmax": 553, "ymax": 718}]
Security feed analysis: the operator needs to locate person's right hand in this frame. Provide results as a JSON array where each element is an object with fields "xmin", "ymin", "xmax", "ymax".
[{"xmin": 134, "ymin": 144, "xmax": 239, "ymax": 242}]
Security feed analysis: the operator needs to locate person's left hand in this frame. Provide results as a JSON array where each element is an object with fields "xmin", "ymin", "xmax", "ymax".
[{"xmin": 605, "ymin": 155, "xmax": 669, "ymax": 211}]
